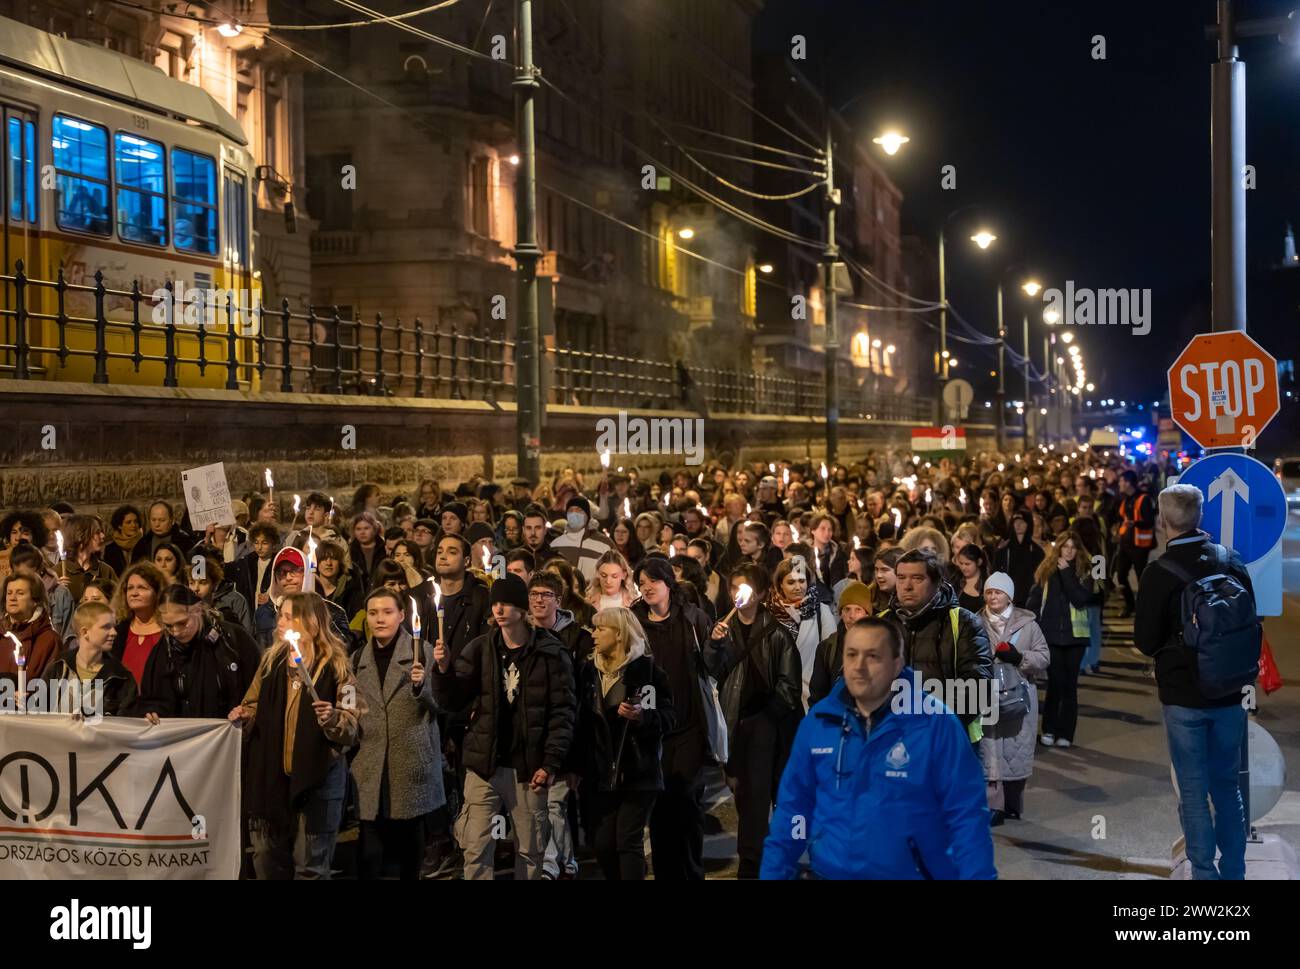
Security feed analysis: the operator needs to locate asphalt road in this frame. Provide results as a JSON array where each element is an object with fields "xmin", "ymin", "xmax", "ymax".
[{"xmin": 699, "ymin": 507, "xmax": 1300, "ymax": 880}]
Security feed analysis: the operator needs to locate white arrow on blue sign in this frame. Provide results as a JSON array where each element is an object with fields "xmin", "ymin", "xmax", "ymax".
[{"xmin": 1175, "ymin": 453, "xmax": 1286, "ymax": 616}]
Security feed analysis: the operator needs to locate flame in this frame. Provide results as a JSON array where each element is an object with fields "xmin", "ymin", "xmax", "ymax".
[
  {"xmin": 697, "ymin": 471, "xmax": 704, "ymax": 484},
  {"xmin": 925, "ymin": 488, "xmax": 933, "ymax": 505},
  {"xmin": 55, "ymin": 530, "xmax": 65, "ymax": 558},
  {"xmin": 782, "ymin": 468, "xmax": 790, "ymax": 486},
  {"xmin": 820, "ymin": 462, "xmax": 828, "ymax": 480},
  {"xmin": 293, "ymin": 495, "xmax": 301, "ymax": 515},
  {"xmin": 959, "ymin": 488, "xmax": 968, "ymax": 506},
  {"xmin": 622, "ymin": 497, "xmax": 631, "ymax": 519},
  {"xmin": 734, "ymin": 583, "xmax": 753, "ymax": 608},
  {"xmin": 409, "ymin": 596, "xmax": 421, "ymax": 635},
  {"xmin": 852, "ymin": 535, "xmax": 861, "ymax": 550},
  {"xmin": 264, "ymin": 468, "xmax": 273, "ymax": 489},
  {"xmin": 428, "ymin": 576, "xmax": 442, "ymax": 609},
  {"xmin": 768, "ymin": 463, "xmax": 776, "ymax": 473},
  {"xmin": 5, "ymin": 630, "xmax": 22, "ymax": 664},
  {"xmin": 668, "ymin": 543, "xmax": 676, "ymax": 558},
  {"xmin": 285, "ymin": 628, "xmax": 302, "ymax": 664},
  {"xmin": 600, "ymin": 449, "xmax": 611, "ymax": 468},
  {"xmin": 892, "ymin": 509, "xmax": 902, "ymax": 530},
  {"xmin": 481, "ymin": 545, "xmax": 491, "ymax": 571},
  {"xmin": 1022, "ymin": 477, "xmax": 1029, "ymax": 489}
]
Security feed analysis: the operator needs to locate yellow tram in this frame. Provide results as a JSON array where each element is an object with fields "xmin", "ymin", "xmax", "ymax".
[{"xmin": 0, "ymin": 15, "xmax": 260, "ymax": 388}]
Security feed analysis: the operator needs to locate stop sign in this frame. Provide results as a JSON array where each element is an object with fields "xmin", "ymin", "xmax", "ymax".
[{"xmin": 1167, "ymin": 331, "xmax": 1279, "ymax": 449}]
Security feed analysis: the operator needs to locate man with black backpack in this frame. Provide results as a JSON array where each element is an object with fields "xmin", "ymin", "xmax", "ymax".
[{"xmin": 1135, "ymin": 483, "xmax": 1261, "ymax": 880}]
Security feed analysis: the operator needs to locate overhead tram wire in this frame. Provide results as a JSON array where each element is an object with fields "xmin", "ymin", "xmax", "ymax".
[
  {"xmin": 209, "ymin": 25, "xmax": 778, "ymax": 298},
  {"xmin": 100, "ymin": 0, "xmax": 463, "ymax": 32},
  {"xmin": 329, "ymin": 0, "xmax": 509, "ymax": 65},
  {"xmin": 650, "ymin": 119, "xmax": 824, "ymax": 202}
]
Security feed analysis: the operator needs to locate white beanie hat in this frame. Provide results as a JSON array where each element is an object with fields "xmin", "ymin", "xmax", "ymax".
[{"xmin": 985, "ymin": 571, "xmax": 1015, "ymax": 600}]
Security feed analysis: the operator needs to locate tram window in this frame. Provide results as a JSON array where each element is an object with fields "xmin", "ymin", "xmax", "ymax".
[
  {"xmin": 172, "ymin": 148, "xmax": 217, "ymax": 255},
  {"xmin": 52, "ymin": 114, "xmax": 111, "ymax": 236},
  {"xmin": 114, "ymin": 132, "xmax": 167, "ymax": 247},
  {"xmin": 7, "ymin": 117, "xmax": 37, "ymax": 223}
]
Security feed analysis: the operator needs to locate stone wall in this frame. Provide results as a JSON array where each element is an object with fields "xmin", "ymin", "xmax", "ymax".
[{"xmin": 0, "ymin": 379, "xmax": 997, "ymax": 516}]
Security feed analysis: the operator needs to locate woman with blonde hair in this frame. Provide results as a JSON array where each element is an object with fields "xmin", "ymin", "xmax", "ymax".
[
  {"xmin": 231, "ymin": 591, "xmax": 361, "ymax": 879},
  {"xmin": 1026, "ymin": 531, "xmax": 1102, "ymax": 749},
  {"xmin": 574, "ymin": 605, "xmax": 673, "ymax": 880},
  {"xmin": 587, "ymin": 548, "xmax": 637, "ymax": 611},
  {"xmin": 899, "ymin": 525, "xmax": 951, "ymax": 565}
]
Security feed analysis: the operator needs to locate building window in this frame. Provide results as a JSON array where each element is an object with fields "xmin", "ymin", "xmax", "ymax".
[
  {"xmin": 114, "ymin": 132, "xmax": 167, "ymax": 246},
  {"xmin": 469, "ymin": 156, "xmax": 491, "ymax": 236},
  {"xmin": 52, "ymin": 115, "xmax": 111, "ymax": 235},
  {"xmin": 172, "ymin": 148, "xmax": 218, "ymax": 255},
  {"xmin": 305, "ymin": 153, "xmax": 353, "ymax": 232}
]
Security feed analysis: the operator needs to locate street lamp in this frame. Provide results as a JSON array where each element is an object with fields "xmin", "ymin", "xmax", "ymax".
[
  {"xmin": 677, "ymin": 227, "xmax": 696, "ymax": 240},
  {"xmin": 1022, "ymin": 280, "xmax": 1042, "ymax": 297},
  {"xmin": 1061, "ymin": 331, "xmax": 1074, "ymax": 344},
  {"xmin": 971, "ymin": 230, "xmax": 998, "ymax": 250},
  {"xmin": 1044, "ymin": 308, "xmax": 1060, "ymax": 325},
  {"xmin": 873, "ymin": 131, "xmax": 911, "ymax": 155},
  {"xmin": 758, "ymin": 263, "xmax": 774, "ymax": 273}
]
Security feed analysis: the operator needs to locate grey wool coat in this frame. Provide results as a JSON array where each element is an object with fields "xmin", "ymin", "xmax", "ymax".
[
  {"xmin": 978, "ymin": 607, "xmax": 1050, "ymax": 783},
  {"xmin": 351, "ymin": 629, "xmax": 446, "ymax": 821}
]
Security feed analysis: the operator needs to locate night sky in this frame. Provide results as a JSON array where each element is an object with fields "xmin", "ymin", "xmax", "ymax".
[{"xmin": 755, "ymin": 0, "xmax": 1300, "ymax": 404}]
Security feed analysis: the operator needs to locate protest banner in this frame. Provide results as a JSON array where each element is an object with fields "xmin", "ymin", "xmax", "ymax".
[
  {"xmin": 0, "ymin": 715, "xmax": 240, "ymax": 880},
  {"xmin": 181, "ymin": 462, "xmax": 236, "ymax": 531}
]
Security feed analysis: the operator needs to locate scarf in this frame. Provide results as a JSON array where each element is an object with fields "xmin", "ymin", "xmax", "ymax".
[
  {"xmin": 982, "ymin": 604, "xmax": 1015, "ymax": 644},
  {"xmin": 766, "ymin": 583, "xmax": 824, "ymax": 637},
  {"xmin": 112, "ymin": 530, "xmax": 142, "ymax": 554}
]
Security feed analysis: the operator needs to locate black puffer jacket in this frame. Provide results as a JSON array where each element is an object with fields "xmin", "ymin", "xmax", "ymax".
[
  {"xmin": 888, "ymin": 582, "xmax": 993, "ymax": 726},
  {"xmin": 41, "ymin": 646, "xmax": 139, "ymax": 717},
  {"xmin": 572, "ymin": 649, "xmax": 675, "ymax": 791},
  {"xmin": 993, "ymin": 534, "xmax": 1045, "ymax": 608},
  {"xmin": 1025, "ymin": 567, "xmax": 1101, "ymax": 646},
  {"xmin": 808, "ymin": 623, "xmax": 847, "ymax": 709},
  {"xmin": 715, "ymin": 608, "xmax": 801, "ymax": 738},
  {"xmin": 432, "ymin": 624, "xmax": 576, "ymax": 780}
]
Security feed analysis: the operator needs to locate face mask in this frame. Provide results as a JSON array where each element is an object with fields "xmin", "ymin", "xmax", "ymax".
[{"xmin": 566, "ymin": 512, "xmax": 586, "ymax": 532}]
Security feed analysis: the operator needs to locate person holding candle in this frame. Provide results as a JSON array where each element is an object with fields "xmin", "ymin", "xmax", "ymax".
[
  {"xmin": 432, "ymin": 573, "xmax": 575, "ymax": 881},
  {"xmin": 41, "ymin": 600, "xmax": 138, "ymax": 717},
  {"xmin": 8, "ymin": 544, "xmax": 76, "ymax": 647},
  {"xmin": 709, "ymin": 563, "xmax": 801, "ymax": 879},
  {"xmin": 350, "ymin": 588, "xmax": 443, "ymax": 880},
  {"xmin": 188, "ymin": 554, "xmax": 254, "ymax": 635},
  {"xmin": 231, "ymin": 592, "xmax": 361, "ymax": 880},
  {"xmin": 108, "ymin": 562, "xmax": 167, "ymax": 686},
  {"xmin": 1, "ymin": 572, "xmax": 61, "ymax": 685},
  {"xmin": 137, "ymin": 583, "xmax": 260, "ymax": 722}
]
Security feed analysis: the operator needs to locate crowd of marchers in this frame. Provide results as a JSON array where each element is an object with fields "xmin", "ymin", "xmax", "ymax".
[{"xmin": 0, "ymin": 442, "xmax": 1260, "ymax": 880}]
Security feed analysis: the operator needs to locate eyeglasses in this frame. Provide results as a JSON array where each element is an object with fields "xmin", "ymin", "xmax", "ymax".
[{"xmin": 527, "ymin": 590, "xmax": 556, "ymax": 600}]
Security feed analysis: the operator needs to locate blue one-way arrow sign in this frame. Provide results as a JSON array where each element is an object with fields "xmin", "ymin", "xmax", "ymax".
[{"xmin": 1177, "ymin": 453, "xmax": 1286, "ymax": 615}]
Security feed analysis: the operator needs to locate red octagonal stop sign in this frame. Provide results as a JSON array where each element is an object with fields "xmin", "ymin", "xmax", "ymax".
[{"xmin": 1167, "ymin": 331, "xmax": 1279, "ymax": 449}]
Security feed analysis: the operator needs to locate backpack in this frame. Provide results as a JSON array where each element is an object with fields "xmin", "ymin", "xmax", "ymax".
[{"xmin": 1158, "ymin": 545, "xmax": 1261, "ymax": 699}]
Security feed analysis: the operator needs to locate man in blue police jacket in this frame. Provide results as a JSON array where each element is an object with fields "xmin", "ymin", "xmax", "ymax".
[{"xmin": 761, "ymin": 617, "xmax": 996, "ymax": 879}]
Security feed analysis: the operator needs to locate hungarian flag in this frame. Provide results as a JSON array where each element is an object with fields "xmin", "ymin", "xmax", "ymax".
[{"xmin": 911, "ymin": 426, "xmax": 967, "ymax": 458}]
